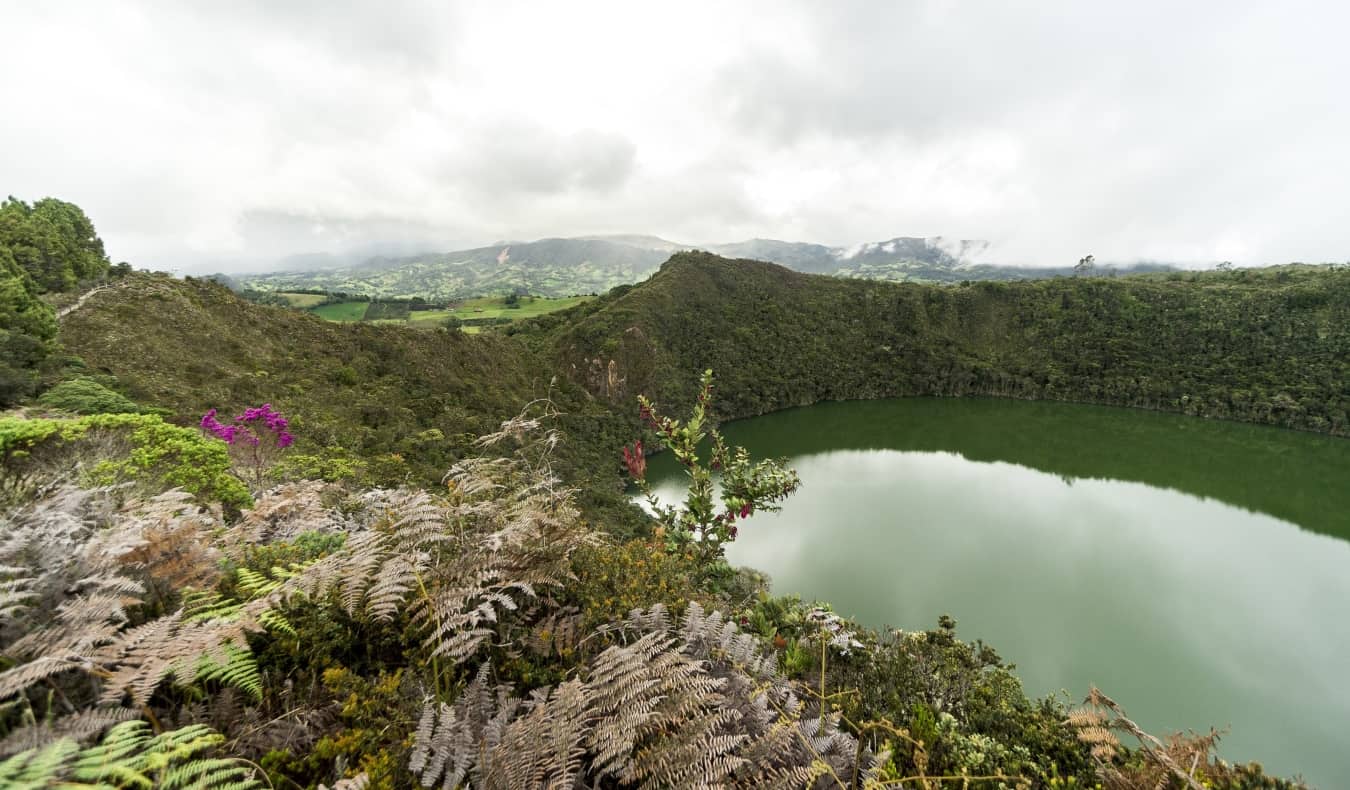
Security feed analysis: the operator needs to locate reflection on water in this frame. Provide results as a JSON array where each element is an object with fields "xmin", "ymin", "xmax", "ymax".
[{"xmin": 645, "ymin": 401, "xmax": 1350, "ymax": 788}]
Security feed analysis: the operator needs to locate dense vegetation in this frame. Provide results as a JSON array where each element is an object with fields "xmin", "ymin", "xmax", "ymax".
[
  {"xmin": 0, "ymin": 197, "xmax": 124, "ymax": 405},
  {"xmin": 0, "ymin": 407, "xmax": 1302, "ymax": 789},
  {"xmin": 544, "ymin": 253, "xmax": 1348, "ymax": 436},
  {"xmin": 55, "ymin": 274, "xmax": 644, "ymax": 529},
  {"xmin": 3, "ymin": 200, "xmax": 1341, "ymax": 787}
]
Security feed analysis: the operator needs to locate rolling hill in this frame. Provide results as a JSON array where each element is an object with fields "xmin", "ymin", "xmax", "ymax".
[{"xmin": 234, "ymin": 234, "xmax": 1178, "ymax": 301}]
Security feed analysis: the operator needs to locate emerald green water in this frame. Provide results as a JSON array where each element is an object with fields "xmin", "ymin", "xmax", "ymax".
[{"xmin": 644, "ymin": 399, "xmax": 1350, "ymax": 788}]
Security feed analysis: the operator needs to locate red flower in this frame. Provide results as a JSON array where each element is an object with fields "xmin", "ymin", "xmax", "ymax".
[
  {"xmin": 739, "ymin": 504, "xmax": 751, "ymax": 519},
  {"xmin": 622, "ymin": 440, "xmax": 646, "ymax": 479}
]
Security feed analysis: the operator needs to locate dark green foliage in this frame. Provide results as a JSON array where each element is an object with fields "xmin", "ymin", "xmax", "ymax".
[
  {"xmin": 549, "ymin": 253, "xmax": 1349, "ymax": 436},
  {"xmin": 0, "ymin": 247, "xmax": 58, "ymax": 406},
  {"xmin": 0, "ymin": 196, "xmax": 113, "ymax": 407},
  {"xmin": 0, "ymin": 197, "xmax": 109, "ymax": 293},
  {"xmin": 832, "ymin": 616, "xmax": 1096, "ymax": 784}
]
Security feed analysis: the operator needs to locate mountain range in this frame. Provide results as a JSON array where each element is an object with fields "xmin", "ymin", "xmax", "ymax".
[{"xmin": 233, "ymin": 234, "xmax": 1176, "ymax": 300}]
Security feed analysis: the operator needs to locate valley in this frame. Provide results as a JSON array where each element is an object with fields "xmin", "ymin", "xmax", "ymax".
[{"xmin": 3, "ymin": 204, "xmax": 1345, "ymax": 789}]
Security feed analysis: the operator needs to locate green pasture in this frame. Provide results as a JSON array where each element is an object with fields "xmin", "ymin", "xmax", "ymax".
[
  {"xmin": 279, "ymin": 292, "xmax": 327, "ymax": 308},
  {"xmin": 310, "ymin": 301, "xmax": 369, "ymax": 321}
]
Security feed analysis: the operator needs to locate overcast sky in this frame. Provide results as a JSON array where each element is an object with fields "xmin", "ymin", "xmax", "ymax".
[{"xmin": 3, "ymin": 1, "xmax": 1347, "ymax": 272}]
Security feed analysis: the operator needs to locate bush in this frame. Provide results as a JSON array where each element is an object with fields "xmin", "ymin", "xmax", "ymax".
[
  {"xmin": 38, "ymin": 376, "xmax": 140, "ymax": 414},
  {"xmin": 0, "ymin": 412, "xmax": 250, "ymax": 510}
]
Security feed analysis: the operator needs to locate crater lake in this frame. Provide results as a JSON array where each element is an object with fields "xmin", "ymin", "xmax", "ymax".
[{"xmin": 644, "ymin": 398, "xmax": 1350, "ymax": 788}]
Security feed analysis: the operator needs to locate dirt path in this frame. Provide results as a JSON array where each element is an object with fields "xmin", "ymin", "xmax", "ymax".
[{"xmin": 56, "ymin": 283, "xmax": 120, "ymax": 319}]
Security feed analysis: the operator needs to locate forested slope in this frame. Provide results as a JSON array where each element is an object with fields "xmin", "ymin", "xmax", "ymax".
[
  {"xmin": 0, "ymin": 197, "xmax": 121, "ymax": 404},
  {"xmin": 58, "ymin": 275, "xmax": 640, "ymax": 521},
  {"xmin": 544, "ymin": 253, "xmax": 1349, "ymax": 436}
]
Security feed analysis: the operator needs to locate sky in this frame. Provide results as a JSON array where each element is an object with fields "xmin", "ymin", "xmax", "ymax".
[{"xmin": 3, "ymin": 1, "xmax": 1347, "ymax": 272}]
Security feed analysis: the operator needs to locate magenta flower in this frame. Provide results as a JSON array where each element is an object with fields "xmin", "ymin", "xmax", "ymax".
[{"xmin": 200, "ymin": 403, "xmax": 295, "ymax": 491}]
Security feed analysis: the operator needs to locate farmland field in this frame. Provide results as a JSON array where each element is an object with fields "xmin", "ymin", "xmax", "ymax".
[
  {"xmin": 278, "ymin": 292, "xmax": 327, "ymax": 308},
  {"xmin": 407, "ymin": 295, "xmax": 593, "ymax": 324},
  {"xmin": 309, "ymin": 301, "xmax": 369, "ymax": 321},
  {"xmin": 304, "ymin": 294, "xmax": 591, "ymax": 330}
]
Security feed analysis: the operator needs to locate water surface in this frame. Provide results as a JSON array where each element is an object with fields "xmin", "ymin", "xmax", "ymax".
[{"xmin": 645, "ymin": 399, "xmax": 1350, "ymax": 788}]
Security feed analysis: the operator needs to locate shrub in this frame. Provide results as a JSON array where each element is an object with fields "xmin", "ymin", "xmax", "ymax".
[
  {"xmin": 38, "ymin": 376, "xmax": 140, "ymax": 414},
  {"xmin": 0, "ymin": 413, "xmax": 250, "ymax": 510},
  {"xmin": 200, "ymin": 403, "xmax": 295, "ymax": 493},
  {"xmin": 627, "ymin": 369, "xmax": 800, "ymax": 570}
]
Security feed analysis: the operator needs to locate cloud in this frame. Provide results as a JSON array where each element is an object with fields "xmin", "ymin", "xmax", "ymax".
[
  {"xmin": 1, "ymin": 1, "xmax": 1347, "ymax": 271},
  {"xmin": 447, "ymin": 123, "xmax": 636, "ymax": 197}
]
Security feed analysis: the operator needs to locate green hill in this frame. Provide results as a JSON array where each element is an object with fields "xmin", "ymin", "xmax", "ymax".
[
  {"xmin": 240, "ymin": 237, "xmax": 675, "ymax": 300},
  {"xmin": 541, "ymin": 253, "xmax": 1349, "ymax": 436},
  {"xmin": 56, "ymin": 273, "xmax": 641, "ymax": 523},
  {"xmin": 58, "ymin": 253, "xmax": 1348, "ymax": 511},
  {"xmin": 234, "ymin": 233, "xmax": 1181, "ymax": 302}
]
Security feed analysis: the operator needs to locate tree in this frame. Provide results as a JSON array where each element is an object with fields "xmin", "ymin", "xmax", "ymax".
[
  {"xmin": 0, "ymin": 197, "xmax": 110, "ymax": 292},
  {"xmin": 1216, "ymin": 261, "xmax": 1234, "ymax": 272},
  {"xmin": 1074, "ymin": 254, "xmax": 1096, "ymax": 277},
  {"xmin": 0, "ymin": 246, "xmax": 58, "ymax": 405}
]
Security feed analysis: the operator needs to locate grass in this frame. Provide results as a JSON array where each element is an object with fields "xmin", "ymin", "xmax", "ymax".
[
  {"xmin": 279, "ymin": 292, "xmax": 327, "ymax": 308},
  {"xmin": 407, "ymin": 309, "xmax": 456, "ymax": 323},
  {"xmin": 305, "ymin": 295, "xmax": 593, "ymax": 330},
  {"xmin": 413, "ymin": 295, "xmax": 593, "ymax": 323},
  {"xmin": 310, "ymin": 301, "xmax": 369, "ymax": 321}
]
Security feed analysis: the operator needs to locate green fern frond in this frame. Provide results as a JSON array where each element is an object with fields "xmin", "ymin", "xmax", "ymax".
[
  {"xmin": 180, "ymin": 591, "xmax": 242, "ymax": 623},
  {"xmin": 255, "ymin": 607, "xmax": 294, "ymax": 636},
  {"xmin": 0, "ymin": 737, "xmax": 81, "ymax": 789},
  {"xmin": 193, "ymin": 643, "xmax": 262, "ymax": 701},
  {"xmin": 233, "ymin": 567, "xmax": 281, "ymax": 598},
  {"xmin": 47, "ymin": 720, "xmax": 265, "ymax": 790}
]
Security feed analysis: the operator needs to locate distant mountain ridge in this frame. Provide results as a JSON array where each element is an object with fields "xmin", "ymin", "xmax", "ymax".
[{"xmin": 234, "ymin": 234, "xmax": 1175, "ymax": 300}]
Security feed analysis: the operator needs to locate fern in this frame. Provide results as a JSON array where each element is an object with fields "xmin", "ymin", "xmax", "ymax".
[
  {"xmin": 0, "ymin": 705, "xmax": 137, "ymax": 757},
  {"xmin": 193, "ymin": 643, "xmax": 263, "ymax": 701},
  {"xmin": 0, "ymin": 568, "xmax": 35, "ymax": 625},
  {"xmin": 410, "ymin": 602, "xmax": 882, "ymax": 789},
  {"xmin": 0, "ymin": 720, "xmax": 264, "ymax": 789},
  {"xmin": 1069, "ymin": 686, "xmax": 1214, "ymax": 790}
]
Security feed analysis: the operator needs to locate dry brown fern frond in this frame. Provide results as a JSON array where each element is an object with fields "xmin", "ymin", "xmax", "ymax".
[
  {"xmin": 0, "ymin": 567, "xmax": 35, "ymax": 625},
  {"xmin": 223, "ymin": 480, "xmax": 348, "ymax": 552},
  {"xmin": 410, "ymin": 664, "xmax": 521, "ymax": 790},
  {"xmin": 483, "ymin": 679, "xmax": 589, "ymax": 790},
  {"xmin": 410, "ymin": 602, "xmax": 881, "ymax": 789},
  {"xmin": 83, "ymin": 493, "xmax": 224, "ymax": 611},
  {"xmin": 526, "ymin": 605, "xmax": 582, "ymax": 658},
  {"xmin": 1070, "ymin": 685, "xmax": 1212, "ymax": 790},
  {"xmin": 0, "ymin": 485, "xmax": 122, "ymax": 633},
  {"xmin": 4, "ymin": 572, "xmax": 143, "ymax": 661},
  {"xmin": 319, "ymin": 774, "xmax": 370, "ymax": 790}
]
